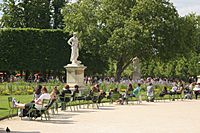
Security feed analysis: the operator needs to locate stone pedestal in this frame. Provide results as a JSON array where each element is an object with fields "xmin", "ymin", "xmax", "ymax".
[
  {"xmin": 64, "ymin": 64, "xmax": 87, "ymax": 88},
  {"xmin": 197, "ymin": 76, "xmax": 200, "ymax": 83}
]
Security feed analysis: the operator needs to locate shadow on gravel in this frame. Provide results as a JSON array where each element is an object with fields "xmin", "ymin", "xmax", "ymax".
[
  {"xmin": 0, "ymin": 128, "xmax": 40, "ymax": 133},
  {"xmin": 11, "ymin": 131, "xmax": 40, "ymax": 133},
  {"xmin": 72, "ymin": 110, "xmax": 97, "ymax": 113},
  {"xmin": 36, "ymin": 119, "xmax": 75, "ymax": 124}
]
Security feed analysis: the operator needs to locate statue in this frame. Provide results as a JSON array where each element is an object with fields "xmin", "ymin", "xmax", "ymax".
[
  {"xmin": 68, "ymin": 32, "xmax": 81, "ymax": 65},
  {"xmin": 132, "ymin": 57, "xmax": 141, "ymax": 80}
]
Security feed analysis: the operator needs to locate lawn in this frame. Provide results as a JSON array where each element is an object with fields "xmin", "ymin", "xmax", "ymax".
[{"xmin": 0, "ymin": 95, "xmax": 33, "ymax": 119}]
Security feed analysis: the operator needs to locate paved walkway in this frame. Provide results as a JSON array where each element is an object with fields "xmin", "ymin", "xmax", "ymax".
[{"xmin": 0, "ymin": 100, "xmax": 200, "ymax": 133}]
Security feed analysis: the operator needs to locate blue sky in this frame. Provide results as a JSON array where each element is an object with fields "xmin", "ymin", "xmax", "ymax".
[{"xmin": 0, "ymin": 0, "xmax": 200, "ymax": 17}]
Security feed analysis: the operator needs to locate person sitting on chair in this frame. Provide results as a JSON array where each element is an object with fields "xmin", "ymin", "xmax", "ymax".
[
  {"xmin": 132, "ymin": 83, "xmax": 142, "ymax": 103},
  {"xmin": 124, "ymin": 83, "xmax": 134, "ymax": 104},
  {"xmin": 59, "ymin": 84, "xmax": 72, "ymax": 102},
  {"xmin": 159, "ymin": 86, "xmax": 169, "ymax": 97},
  {"xmin": 13, "ymin": 86, "xmax": 50, "ymax": 110},
  {"xmin": 111, "ymin": 88, "xmax": 123, "ymax": 104},
  {"xmin": 33, "ymin": 85, "xmax": 42, "ymax": 100},
  {"xmin": 72, "ymin": 85, "xmax": 80, "ymax": 101},
  {"xmin": 59, "ymin": 84, "xmax": 72, "ymax": 110},
  {"xmin": 132, "ymin": 83, "xmax": 141, "ymax": 97}
]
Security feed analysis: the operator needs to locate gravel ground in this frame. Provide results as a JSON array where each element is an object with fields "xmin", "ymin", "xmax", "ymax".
[{"xmin": 0, "ymin": 100, "xmax": 200, "ymax": 133}]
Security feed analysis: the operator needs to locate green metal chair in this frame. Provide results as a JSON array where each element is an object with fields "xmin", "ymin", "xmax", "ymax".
[
  {"xmin": 7, "ymin": 97, "xmax": 18, "ymax": 119},
  {"xmin": 91, "ymin": 92, "xmax": 100, "ymax": 109},
  {"xmin": 111, "ymin": 92, "xmax": 121, "ymax": 104},
  {"xmin": 85, "ymin": 91, "xmax": 100, "ymax": 109},
  {"xmin": 40, "ymin": 99, "xmax": 51, "ymax": 120},
  {"xmin": 51, "ymin": 98, "xmax": 59, "ymax": 115},
  {"xmin": 72, "ymin": 93, "xmax": 82, "ymax": 110}
]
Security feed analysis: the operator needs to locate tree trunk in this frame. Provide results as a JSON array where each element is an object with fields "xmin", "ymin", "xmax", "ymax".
[
  {"xmin": 116, "ymin": 58, "xmax": 133, "ymax": 82},
  {"xmin": 116, "ymin": 62, "xmax": 123, "ymax": 82}
]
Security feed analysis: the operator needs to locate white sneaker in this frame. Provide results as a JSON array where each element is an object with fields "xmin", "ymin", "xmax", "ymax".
[{"xmin": 12, "ymin": 98, "xmax": 17, "ymax": 107}]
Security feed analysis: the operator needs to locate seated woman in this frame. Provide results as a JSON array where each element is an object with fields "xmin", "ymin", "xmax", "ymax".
[
  {"xmin": 90, "ymin": 86, "xmax": 100, "ymax": 103},
  {"xmin": 176, "ymin": 84, "xmax": 184, "ymax": 94},
  {"xmin": 125, "ymin": 83, "xmax": 134, "ymax": 97},
  {"xmin": 107, "ymin": 89, "xmax": 113, "ymax": 99},
  {"xmin": 159, "ymin": 86, "xmax": 169, "ymax": 97},
  {"xmin": 13, "ymin": 86, "xmax": 50, "ymax": 110},
  {"xmin": 72, "ymin": 85, "xmax": 81, "ymax": 101},
  {"xmin": 123, "ymin": 83, "xmax": 134, "ymax": 104},
  {"xmin": 49, "ymin": 86, "xmax": 60, "ymax": 113},
  {"xmin": 33, "ymin": 85, "xmax": 42, "ymax": 100},
  {"xmin": 50, "ymin": 86, "xmax": 59, "ymax": 101},
  {"xmin": 98, "ymin": 89, "xmax": 106, "ymax": 103},
  {"xmin": 184, "ymin": 85, "xmax": 193, "ymax": 99},
  {"xmin": 169, "ymin": 84, "xmax": 178, "ymax": 96}
]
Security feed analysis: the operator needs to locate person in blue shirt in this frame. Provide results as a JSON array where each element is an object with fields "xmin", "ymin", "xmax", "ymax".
[{"xmin": 133, "ymin": 83, "xmax": 141, "ymax": 97}]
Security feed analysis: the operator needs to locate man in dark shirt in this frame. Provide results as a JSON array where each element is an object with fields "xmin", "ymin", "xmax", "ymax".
[
  {"xmin": 60, "ymin": 84, "xmax": 71, "ymax": 101},
  {"xmin": 59, "ymin": 84, "xmax": 72, "ymax": 110}
]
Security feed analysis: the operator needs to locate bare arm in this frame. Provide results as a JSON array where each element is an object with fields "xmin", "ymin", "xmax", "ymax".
[
  {"xmin": 68, "ymin": 37, "xmax": 72, "ymax": 46},
  {"xmin": 35, "ymin": 99, "xmax": 42, "ymax": 104}
]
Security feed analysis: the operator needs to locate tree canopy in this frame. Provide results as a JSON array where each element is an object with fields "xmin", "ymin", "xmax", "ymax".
[
  {"xmin": 63, "ymin": 0, "xmax": 195, "ymax": 81},
  {"xmin": 0, "ymin": 0, "xmax": 66, "ymax": 29},
  {"xmin": 0, "ymin": 0, "xmax": 199, "ymax": 81}
]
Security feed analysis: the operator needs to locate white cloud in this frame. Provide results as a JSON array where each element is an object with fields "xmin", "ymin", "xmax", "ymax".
[{"xmin": 170, "ymin": 0, "xmax": 200, "ymax": 16}]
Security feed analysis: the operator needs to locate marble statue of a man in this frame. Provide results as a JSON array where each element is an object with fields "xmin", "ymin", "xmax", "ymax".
[{"xmin": 68, "ymin": 32, "xmax": 81, "ymax": 65}]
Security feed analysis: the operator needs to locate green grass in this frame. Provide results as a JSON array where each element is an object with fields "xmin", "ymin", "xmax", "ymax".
[{"xmin": 0, "ymin": 95, "xmax": 33, "ymax": 118}]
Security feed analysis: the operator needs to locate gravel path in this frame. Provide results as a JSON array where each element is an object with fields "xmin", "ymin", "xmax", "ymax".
[{"xmin": 0, "ymin": 100, "xmax": 200, "ymax": 133}]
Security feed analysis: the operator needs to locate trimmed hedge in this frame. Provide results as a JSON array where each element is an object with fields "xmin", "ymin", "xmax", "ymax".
[{"xmin": 0, "ymin": 28, "xmax": 70, "ymax": 71}]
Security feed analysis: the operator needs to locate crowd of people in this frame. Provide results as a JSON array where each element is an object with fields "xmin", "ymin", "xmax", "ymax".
[{"xmin": 10, "ymin": 76, "xmax": 200, "ymax": 119}]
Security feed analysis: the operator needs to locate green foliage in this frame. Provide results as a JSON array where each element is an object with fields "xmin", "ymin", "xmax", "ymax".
[
  {"xmin": 141, "ymin": 53, "xmax": 200, "ymax": 79},
  {"xmin": 0, "ymin": 0, "xmax": 199, "ymax": 80},
  {"xmin": 63, "ymin": 0, "xmax": 109, "ymax": 75},
  {"xmin": 0, "ymin": 28, "xmax": 70, "ymax": 72},
  {"xmin": 0, "ymin": 0, "xmax": 66, "ymax": 29},
  {"xmin": 130, "ymin": 0, "xmax": 181, "ymax": 60},
  {"xmin": 0, "ymin": 81, "xmax": 65, "ymax": 95},
  {"xmin": 63, "ymin": 0, "xmax": 192, "ymax": 80},
  {"xmin": 52, "ymin": 0, "xmax": 65, "ymax": 29}
]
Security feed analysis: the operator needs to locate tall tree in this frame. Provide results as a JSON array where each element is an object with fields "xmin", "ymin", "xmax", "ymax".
[
  {"xmin": 63, "ymin": 0, "xmax": 186, "ymax": 81},
  {"xmin": 0, "ymin": 0, "xmax": 67, "ymax": 28},
  {"xmin": 22, "ymin": 0, "xmax": 51, "ymax": 28},
  {"xmin": 0, "ymin": 0, "xmax": 24, "ymax": 27},
  {"xmin": 51, "ymin": 0, "xmax": 65, "ymax": 29},
  {"xmin": 130, "ymin": 0, "xmax": 181, "ymax": 60}
]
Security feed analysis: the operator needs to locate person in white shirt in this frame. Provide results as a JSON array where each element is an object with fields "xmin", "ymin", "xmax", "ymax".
[
  {"xmin": 147, "ymin": 83, "xmax": 154, "ymax": 102},
  {"xmin": 13, "ymin": 86, "xmax": 50, "ymax": 110}
]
